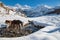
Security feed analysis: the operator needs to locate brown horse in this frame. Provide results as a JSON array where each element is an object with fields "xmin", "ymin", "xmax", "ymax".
[
  {"xmin": 4, "ymin": 20, "xmax": 32, "ymax": 37},
  {"xmin": 5, "ymin": 20, "xmax": 23, "ymax": 32},
  {"xmin": 5, "ymin": 20, "xmax": 23, "ymax": 27}
]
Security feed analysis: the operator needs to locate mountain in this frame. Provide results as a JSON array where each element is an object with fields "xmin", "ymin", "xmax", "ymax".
[
  {"xmin": 0, "ymin": 2, "xmax": 60, "ymax": 17},
  {"xmin": 23, "ymin": 5, "xmax": 53, "ymax": 17},
  {"xmin": 0, "ymin": 2, "xmax": 26, "ymax": 17},
  {"xmin": 15, "ymin": 4, "xmax": 31, "ymax": 10},
  {"xmin": 23, "ymin": 5, "xmax": 60, "ymax": 17},
  {"xmin": 0, "ymin": 2, "xmax": 60, "ymax": 40},
  {"xmin": 45, "ymin": 6, "xmax": 60, "ymax": 15}
]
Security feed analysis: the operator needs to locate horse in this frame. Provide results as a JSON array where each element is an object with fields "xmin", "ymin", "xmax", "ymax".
[
  {"xmin": 5, "ymin": 20, "xmax": 23, "ymax": 27},
  {"xmin": 4, "ymin": 20, "xmax": 32, "ymax": 37},
  {"xmin": 5, "ymin": 20, "xmax": 23, "ymax": 32}
]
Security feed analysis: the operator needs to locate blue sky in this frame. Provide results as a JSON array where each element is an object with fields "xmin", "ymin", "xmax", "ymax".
[{"xmin": 0, "ymin": 0, "xmax": 60, "ymax": 7}]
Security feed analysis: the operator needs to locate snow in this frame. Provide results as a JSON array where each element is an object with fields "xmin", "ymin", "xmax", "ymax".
[
  {"xmin": 9, "ymin": 10, "xmax": 16, "ymax": 15},
  {"xmin": 23, "ymin": 5, "xmax": 54, "ymax": 17},
  {"xmin": 0, "ymin": 7, "xmax": 7, "ymax": 14},
  {"xmin": 0, "ymin": 15, "xmax": 60, "ymax": 40},
  {"xmin": 0, "ymin": 4, "xmax": 60, "ymax": 40},
  {"xmin": 15, "ymin": 3, "xmax": 31, "ymax": 10}
]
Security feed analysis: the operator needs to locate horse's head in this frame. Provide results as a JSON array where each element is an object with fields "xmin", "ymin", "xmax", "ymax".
[{"xmin": 5, "ymin": 20, "xmax": 12, "ymax": 26}]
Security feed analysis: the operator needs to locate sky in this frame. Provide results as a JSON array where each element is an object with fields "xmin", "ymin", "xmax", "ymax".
[{"xmin": 0, "ymin": 0, "xmax": 60, "ymax": 7}]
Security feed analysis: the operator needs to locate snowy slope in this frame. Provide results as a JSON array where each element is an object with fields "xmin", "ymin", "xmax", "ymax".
[
  {"xmin": 0, "ymin": 15, "xmax": 60, "ymax": 40},
  {"xmin": 0, "ymin": 2, "xmax": 60, "ymax": 40}
]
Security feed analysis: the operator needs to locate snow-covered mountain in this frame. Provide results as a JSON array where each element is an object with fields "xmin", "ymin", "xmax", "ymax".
[
  {"xmin": 23, "ymin": 5, "xmax": 54, "ymax": 17},
  {"xmin": 15, "ymin": 3, "xmax": 31, "ymax": 10},
  {"xmin": 0, "ymin": 2, "xmax": 60, "ymax": 40},
  {"xmin": 0, "ymin": 2, "xmax": 27, "ymax": 17},
  {"xmin": 0, "ymin": 2, "xmax": 60, "ymax": 17},
  {"xmin": 23, "ymin": 5, "xmax": 60, "ymax": 17},
  {"xmin": 0, "ymin": 12, "xmax": 60, "ymax": 40}
]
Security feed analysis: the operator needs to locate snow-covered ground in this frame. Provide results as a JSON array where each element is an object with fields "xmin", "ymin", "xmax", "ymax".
[
  {"xmin": 0, "ymin": 3, "xmax": 60, "ymax": 40},
  {"xmin": 0, "ymin": 15, "xmax": 60, "ymax": 40}
]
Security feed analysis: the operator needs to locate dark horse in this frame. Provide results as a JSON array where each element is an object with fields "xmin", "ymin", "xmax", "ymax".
[
  {"xmin": 5, "ymin": 20, "xmax": 23, "ymax": 27},
  {"xmin": 11, "ymin": 20, "xmax": 23, "ymax": 27}
]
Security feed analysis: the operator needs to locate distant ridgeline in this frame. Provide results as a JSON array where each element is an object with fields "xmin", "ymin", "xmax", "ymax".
[{"xmin": 22, "ymin": 6, "xmax": 60, "ymax": 17}]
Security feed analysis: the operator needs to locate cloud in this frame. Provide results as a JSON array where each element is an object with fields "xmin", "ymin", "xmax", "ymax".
[{"xmin": 44, "ymin": 5, "xmax": 52, "ymax": 8}]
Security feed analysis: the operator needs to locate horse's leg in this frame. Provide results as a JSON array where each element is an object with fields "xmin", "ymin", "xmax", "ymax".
[
  {"xmin": 21, "ymin": 22, "xmax": 23, "ymax": 27},
  {"xmin": 19, "ymin": 24, "xmax": 21, "ymax": 32},
  {"xmin": 20, "ymin": 23, "xmax": 23, "ymax": 29}
]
